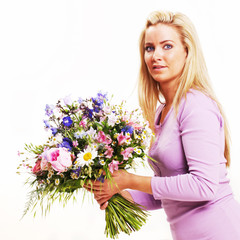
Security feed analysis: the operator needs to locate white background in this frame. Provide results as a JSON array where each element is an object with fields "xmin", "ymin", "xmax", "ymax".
[{"xmin": 1, "ymin": 0, "xmax": 240, "ymax": 239}]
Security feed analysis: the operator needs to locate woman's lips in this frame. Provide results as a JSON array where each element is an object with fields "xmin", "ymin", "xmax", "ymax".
[{"xmin": 152, "ymin": 65, "xmax": 167, "ymax": 70}]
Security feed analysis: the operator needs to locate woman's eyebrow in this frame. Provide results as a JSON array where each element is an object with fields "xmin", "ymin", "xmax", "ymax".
[{"xmin": 145, "ymin": 40, "xmax": 175, "ymax": 45}]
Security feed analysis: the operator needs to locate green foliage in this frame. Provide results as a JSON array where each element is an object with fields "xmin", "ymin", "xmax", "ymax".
[{"xmin": 105, "ymin": 194, "xmax": 149, "ymax": 238}]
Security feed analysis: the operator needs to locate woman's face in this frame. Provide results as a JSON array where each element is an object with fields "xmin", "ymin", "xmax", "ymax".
[{"xmin": 144, "ymin": 23, "xmax": 187, "ymax": 86}]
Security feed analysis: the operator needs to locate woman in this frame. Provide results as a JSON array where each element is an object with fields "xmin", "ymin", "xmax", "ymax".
[{"xmin": 85, "ymin": 11, "xmax": 240, "ymax": 239}]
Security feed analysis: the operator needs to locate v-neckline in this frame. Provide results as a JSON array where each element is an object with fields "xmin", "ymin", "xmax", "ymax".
[{"xmin": 156, "ymin": 104, "xmax": 173, "ymax": 128}]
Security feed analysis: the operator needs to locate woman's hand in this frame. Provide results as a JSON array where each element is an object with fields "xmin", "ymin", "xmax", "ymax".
[{"xmin": 84, "ymin": 170, "xmax": 132, "ymax": 209}]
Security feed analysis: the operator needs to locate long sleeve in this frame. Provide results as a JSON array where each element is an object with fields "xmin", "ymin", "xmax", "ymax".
[
  {"xmin": 127, "ymin": 189, "xmax": 162, "ymax": 210},
  {"xmin": 151, "ymin": 91, "xmax": 227, "ymax": 202}
]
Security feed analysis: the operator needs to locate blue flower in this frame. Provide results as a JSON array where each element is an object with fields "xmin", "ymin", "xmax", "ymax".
[
  {"xmin": 44, "ymin": 120, "xmax": 50, "ymax": 128},
  {"xmin": 59, "ymin": 137, "xmax": 73, "ymax": 151},
  {"xmin": 74, "ymin": 131, "xmax": 87, "ymax": 139},
  {"xmin": 45, "ymin": 104, "xmax": 54, "ymax": 116},
  {"xmin": 97, "ymin": 173, "xmax": 105, "ymax": 183},
  {"xmin": 86, "ymin": 108, "xmax": 93, "ymax": 119},
  {"xmin": 97, "ymin": 92, "xmax": 108, "ymax": 103},
  {"xmin": 51, "ymin": 127, "xmax": 58, "ymax": 135},
  {"xmin": 62, "ymin": 116, "xmax": 73, "ymax": 127},
  {"xmin": 121, "ymin": 125, "xmax": 134, "ymax": 134},
  {"xmin": 78, "ymin": 97, "xmax": 83, "ymax": 104},
  {"xmin": 91, "ymin": 92, "xmax": 108, "ymax": 112},
  {"xmin": 72, "ymin": 166, "xmax": 81, "ymax": 177}
]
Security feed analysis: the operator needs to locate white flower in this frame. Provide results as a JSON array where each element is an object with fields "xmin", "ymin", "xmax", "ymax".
[
  {"xmin": 108, "ymin": 113, "xmax": 118, "ymax": 127},
  {"xmin": 99, "ymin": 159, "xmax": 105, "ymax": 166},
  {"xmin": 87, "ymin": 127, "xmax": 97, "ymax": 139},
  {"xmin": 63, "ymin": 95, "xmax": 73, "ymax": 106},
  {"xmin": 134, "ymin": 148, "xmax": 142, "ymax": 155},
  {"xmin": 102, "ymin": 105, "xmax": 112, "ymax": 114},
  {"xmin": 75, "ymin": 146, "xmax": 98, "ymax": 167},
  {"xmin": 74, "ymin": 130, "xmax": 87, "ymax": 139},
  {"xmin": 55, "ymin": 179, "xmax": 60, "ymax": 185},
  {"xmin": 125, "ymin": 139, "xmax": 131, "ymax": 145},
  {"xmin": 49, "ymin": 133, "xmax": 63, "ymax": 146}
]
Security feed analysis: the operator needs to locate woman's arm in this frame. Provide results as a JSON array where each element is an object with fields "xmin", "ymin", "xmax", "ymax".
[
  {"xmin": 150, "ymin": 91, "xmax": 227, "ymax": 202},
  {"xmin": 86, "ymin": 92, "xmax": 224, "ymax": 206}
]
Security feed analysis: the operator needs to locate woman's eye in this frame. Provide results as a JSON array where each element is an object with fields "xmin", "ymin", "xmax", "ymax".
[
  {"xmin": 145, "ymin": 46, "xmax": 154, "ymax": 52},
  {"xmin": 164, "ymin": 44, "xmax": 172, "ymax": 50}
]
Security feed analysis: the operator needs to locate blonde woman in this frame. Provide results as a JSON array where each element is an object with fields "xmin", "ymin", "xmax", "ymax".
[{"xmin": 85, "ymin": 11, "xmax": 240, "ymax": 239}]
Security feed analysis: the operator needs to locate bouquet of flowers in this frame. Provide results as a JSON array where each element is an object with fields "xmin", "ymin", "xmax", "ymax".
[{"xmin": 17, "ymin": 92, "xmax": 152, "ymax": 238}]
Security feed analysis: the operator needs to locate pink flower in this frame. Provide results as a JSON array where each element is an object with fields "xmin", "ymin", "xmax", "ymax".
[
  {"xmin": 41, "ymin": 148, "xmax": 72, "ymax": 172},
  {"xmin": 97, "ymin": 131, "xmax": 112, "ymax": 145},
  {"xmin": 117, "ymin": 132, "xmax": 130, "ymax": 145},
  {"xmin": 121, "ymin": 147, "xmax": 134, "ymax": 160},
  {"xmin": 104, "ymin": 145, "xmax": 114, "ymax": 159},
  {"xmin": 128, "ymin": 121, "xmax": 142, "ymax": 130},
  {"xmin": 41, "ymin": 157, "xmax": 48, "ymax": 170},
  {"xmin": 32, "ymin": 159, "xmax": 41, "ymax": 174},
  {"xmin": 109, "ymin": 160, "xmax": 120, "ymax": 173},
  {"xmin": 73, "ymin": 140, "xmax": 78, "ymax": 147},
  {"xmin": 79, "ymin": 119, "xmax": 87, "ymax": 128}
]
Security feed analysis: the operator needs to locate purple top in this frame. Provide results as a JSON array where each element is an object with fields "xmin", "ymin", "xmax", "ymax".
[{"xmin": 128, "ymin": 89, "xmax": 240, "ymax": 239}]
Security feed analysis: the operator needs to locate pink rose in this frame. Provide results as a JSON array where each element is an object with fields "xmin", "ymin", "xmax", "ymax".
[
  {"xmin": 32, "ymin": 159, "xmax": 41, "ymax": 174},
  {"xmin": 41, "ymin": 157, "xmax": 48, "ymax": 170},
  {"xmin": 121, "ymin": 147, "xmax": 134, "ymax": 160},
  {"xmin": 41, "ymin": 148, "xmax": 72, "ymax": 172}
]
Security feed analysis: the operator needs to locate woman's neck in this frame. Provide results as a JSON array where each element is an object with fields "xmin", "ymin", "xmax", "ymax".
[{"xmin": 161, "ymin": 83, "xmax": 177, "ymax": 107}]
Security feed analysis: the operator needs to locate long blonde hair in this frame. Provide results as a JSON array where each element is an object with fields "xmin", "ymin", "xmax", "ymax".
[{"xmin": 138, "ymin": 11, "xmax": 231, "ymax": 166}]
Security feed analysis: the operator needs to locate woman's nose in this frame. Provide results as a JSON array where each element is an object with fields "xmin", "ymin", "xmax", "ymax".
[{"xmin": 152, "ymin": 48, "xmax": 163, "ymax": 61}]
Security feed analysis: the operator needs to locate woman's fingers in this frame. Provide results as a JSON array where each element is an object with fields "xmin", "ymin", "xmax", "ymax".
[
  {"xmin": 84, "ymin": 180, "xmax": 103, "ymax": 190},
  {"xmin": 100, "ymin": 201, "xmax": 108, "ymax": 210}
]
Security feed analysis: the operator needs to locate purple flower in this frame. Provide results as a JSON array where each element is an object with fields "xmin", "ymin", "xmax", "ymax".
[
  {"xmin": 78, "ymin": 97, "xmax": 83, "ymax": 104},
  {"xmin": 59, "ymin": 137, "xmax": 73, "ymax": 151},
  {"xmin": 97, "ymin": 92, "xmax": 108, "ymax": 103},
  {"xmin": 92, "ymin": 92, "xmax": 108, "ymax": 112},
  {"xmin": 45, "ymin": 104, "xmax": 54, "ymax": 116},
  {"xmin": 97, "ymin": 173, "xmax": 105, "ymax": 183},
  {"xmin": 62, "ymin": 116, "xmax": 73, "ymax": 127},
  {"xmin": 44, "ymin": 120, "xmax": 50, "ymax": 128},
  {"xmin": 85, "ymin": 108, "xmax": 93, "ymax": 119},
  {"xmin": 121, "ymin": 125, "xmax": 134, "ymax": 134},
  {"xmin": 72, "ymin": 166, "xmax": 81, "ymax": 177},
  {"xmin": 51, "ymin": 127, "xmax": 58, "ymax": 135}
]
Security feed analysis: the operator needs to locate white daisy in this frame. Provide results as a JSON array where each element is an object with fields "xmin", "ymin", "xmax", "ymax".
[
  {"xmin": 134, "ymin": 148, "xmax": 142, "ymax": 155},
  {"xmin": 55, "ymin": 179, "xmax": 60, "ymax": 185},
  {"xmin": 49, "ymin": 133, "xmax": 63, "ymax": 146},
  {"xmin": 99, "ymin": 159, "xmax": 105, "ymax": 166},
  {"xmin": 75, "ymin": 146, "xmax": 98, "ymax": 167}
]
